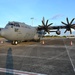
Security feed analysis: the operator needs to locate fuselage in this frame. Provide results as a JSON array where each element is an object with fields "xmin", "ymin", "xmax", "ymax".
[{"xmin": 0, "ymin": 21, "xmax": 40, "ymax": 44}]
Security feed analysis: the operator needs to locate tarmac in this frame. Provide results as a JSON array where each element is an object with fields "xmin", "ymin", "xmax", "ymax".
[{"xmin": 0, "ymin": 38, "xmax": 75, "ymax": 75}]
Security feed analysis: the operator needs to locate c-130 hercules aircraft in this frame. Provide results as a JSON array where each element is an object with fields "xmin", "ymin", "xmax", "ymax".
[{"xmin": 0, "ymin": 17, "xmax": 75, "ymax": 45}]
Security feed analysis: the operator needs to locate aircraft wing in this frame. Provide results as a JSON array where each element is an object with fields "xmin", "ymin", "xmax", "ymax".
[{"xmin": 37, "ymin": 17, "xmax": 75, "ymax": 34}]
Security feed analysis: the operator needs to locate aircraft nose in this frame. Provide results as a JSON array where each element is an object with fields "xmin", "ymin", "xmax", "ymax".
[
  {"xmin": 0, "ymin": 29, "xmax": 5, "ymax": 37},
  {"xmin": 0, "ymin": 28, "xmax": 2, "ymax": 36}
]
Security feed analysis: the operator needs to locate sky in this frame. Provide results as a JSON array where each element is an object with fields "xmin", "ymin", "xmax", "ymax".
[{"xmin": 0, "ymin": 0, "xmax": 75, "ymax": 35}]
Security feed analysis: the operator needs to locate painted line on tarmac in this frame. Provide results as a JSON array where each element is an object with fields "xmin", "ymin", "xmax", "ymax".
[
  {"xmin": 0, "ymin": 48, "xmax": 46, "ymax": 75},
  {"xmin": 65, "ymin": 45, "xmax": 75, "ymax": 72},
  {"xmin": 0, "ymin": 50, "xmax": 66, "ymax": 61},
  {"xmin": 0, "ymin": 68, "xmax": 46, "ymax": 75},
  {"xmin": 63, "ymin": 39, "xmax": 75, "ymax": 72},
  {"xmin": 24, "ymin": 45, "xmax": 70, "ymax": 48}
]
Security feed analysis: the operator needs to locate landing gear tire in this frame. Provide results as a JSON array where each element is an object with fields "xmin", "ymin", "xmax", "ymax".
[
  {"xmin": 12, "ymin": 41, "xmax": 18, "ymax": 45},
  {"xmin": 35, "ymin": 38, "xmax": 40, "ymax": 42},
  {"xmin": 37, "ymin": 38, "xmax": 40, "ymax": 42}
]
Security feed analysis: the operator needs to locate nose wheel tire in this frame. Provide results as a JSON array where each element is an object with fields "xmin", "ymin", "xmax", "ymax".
[{"xmin": 12, "ymin": 41, "xmax": 18, "ymax": 45}]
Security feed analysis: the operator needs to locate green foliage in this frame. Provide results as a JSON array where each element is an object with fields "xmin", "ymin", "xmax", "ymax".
[
  {"xmin": 44, "ymin": 35, "xmax": 67, "ymax": 38},
  {"xmin": 62, "ymin": 36, "xmax": 66, "ymax": 37}
]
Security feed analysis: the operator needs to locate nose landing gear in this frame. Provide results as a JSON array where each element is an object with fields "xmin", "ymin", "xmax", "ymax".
[{"xmin": 12, "ymin": 41, "xmax": 18, "ymax": 45}]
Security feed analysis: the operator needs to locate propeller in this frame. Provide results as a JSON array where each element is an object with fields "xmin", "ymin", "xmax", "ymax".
[
  {"xmin": 61, "ymin": 17, "xmax": 75, "ymax": 34},
  {"xmin": 38, "ymin": 17, "xmax": 53, "ymax": 34}
]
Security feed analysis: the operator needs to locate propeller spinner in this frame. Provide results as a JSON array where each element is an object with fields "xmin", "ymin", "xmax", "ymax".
[
  {"xmin": 38, "ymin": 17, "xmax": 53, "ymax": 34},
  {"xmin": 61, "ymin": 18, "xmax": 75, "ymax": 34}
]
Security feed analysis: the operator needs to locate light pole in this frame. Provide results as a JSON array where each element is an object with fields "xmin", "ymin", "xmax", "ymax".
[{"xmin": 31, "ymin": 17, "xmax": 34, "ymax": 25}]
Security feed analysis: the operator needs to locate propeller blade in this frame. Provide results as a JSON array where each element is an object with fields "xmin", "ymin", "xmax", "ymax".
[
  {"xmin": 66, "ymin": 17, "xmax": 69, "ymax": 24},
  {"xmin": 64, "ymin": 29, "xmax": 67, "ymax": 33},
  {"xmin": 38, "ymin": 17, "xmax": 53, "ymax": 34},
  {"xmin": 42, "ymin": 21, "xmax": 45, "ymax": 26},
  {"xmin": 48, "ymin": 30, "xmax": 50, "ymax": 34},
  {"xmin": 48, "ymin": 23, "xmax": 53, "ymax": 26},
  {"xmin": 42, "ymin": 17, "xmax": 45, "ymax": 23},
  {"xmin": 71, "ymin": 24, "xmax": 75, "ymax": 29},
  {"xmin": 38, "ymin": 25, "xmax": 44, "ymax": 28},
  {"xmin": 61, "ymin": 21, "xmax": 67, "ymax": 25},
  {"xmin": 48, "ymin": 32, "xmax": 50, "ymax": 34},
  {"xmin": 70, "ymin": 18, "xmax": 75, "ymax": 25},
  {"xmin": 62, "ymin": 18, "xmax": 75, "ymax": 34},
  {"xmin": 70, "ymin": 29, "xmax": 72, "ymax": 34},
  {"xmin": 46, "ymin": 20, "xmax": 48, "ymax": 26},
  {"xmin": 38, "ymin": 25, "xmax": 41, "ymax": 27}
]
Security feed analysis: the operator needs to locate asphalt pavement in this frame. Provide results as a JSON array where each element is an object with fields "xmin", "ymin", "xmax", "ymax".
[{"xmin": 0, "ymin": 38, "xmax": 75, "ymax": 75}]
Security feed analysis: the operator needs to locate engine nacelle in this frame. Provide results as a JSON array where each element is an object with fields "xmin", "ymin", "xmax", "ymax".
[{"xmin": 56, "ymin": 31, "xmax": 61, "ymax": 35}]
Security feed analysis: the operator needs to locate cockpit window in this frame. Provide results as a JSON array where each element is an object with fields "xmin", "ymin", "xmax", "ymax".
[
  {"xmin": 8, "ymin": 22, "xmax": 14, "ymax": 25},
  {"xmin": 15, "ymin": 23, "xmax": 20, "ymax": 27},
  {"xmin": 7, "ymin": 22, "xmax": 20, "ymax": 27}
]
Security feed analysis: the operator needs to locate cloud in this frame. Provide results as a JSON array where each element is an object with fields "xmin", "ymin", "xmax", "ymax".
[{"xmin": 50, "ymin": 14, "xmax": 63, "ymax": 20}]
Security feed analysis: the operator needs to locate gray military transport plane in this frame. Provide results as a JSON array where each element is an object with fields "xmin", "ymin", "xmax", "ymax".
[{"xmin": 0, "ymin": 17, "xmax": 75, "ymax": 45}]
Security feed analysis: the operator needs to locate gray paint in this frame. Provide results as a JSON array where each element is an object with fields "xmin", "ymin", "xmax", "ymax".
[{"xmin": 0, "ymin": 21, "xmax": 40, "ymax": 42}]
